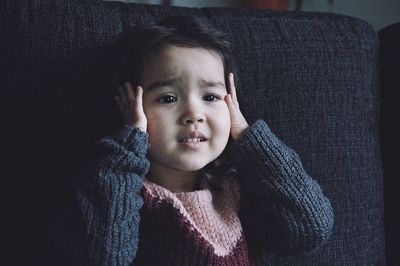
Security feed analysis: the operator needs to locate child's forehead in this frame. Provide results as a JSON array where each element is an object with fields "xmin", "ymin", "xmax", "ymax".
[
  {"xmin": 142, "ymin": 45, "xmax": 223, "ymax": 74},
  {"xmin": 140, "ymin": 45, "xmax": 226, "ymax": 87},
  {"xmin": 149, "ymin": 44, "xmax": 221, "ymax": 61}
]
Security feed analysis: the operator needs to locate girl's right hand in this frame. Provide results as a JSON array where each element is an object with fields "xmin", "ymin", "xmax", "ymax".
[{"xmin": 114, "ymin": 82, "xmax": 148, "ymax": 133}]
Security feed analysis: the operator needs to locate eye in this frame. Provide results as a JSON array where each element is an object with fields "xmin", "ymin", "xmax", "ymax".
[
  {"xmin": 157, "ymin": 95, "xmax": 177, "ymax": 104},
  {"xmin": 203, "ymin": 94, "xmax": 222, "ymax": 102}
]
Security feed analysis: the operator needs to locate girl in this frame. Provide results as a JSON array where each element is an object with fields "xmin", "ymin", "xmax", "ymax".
[{"xmin": 51, "ymin": 15, "xmax": 334, "ymax": 266}]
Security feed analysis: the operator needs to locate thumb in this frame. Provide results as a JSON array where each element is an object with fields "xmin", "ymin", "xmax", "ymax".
[
  {"xmin": 135, "ymin": 86, "xmax": 144, "ymax": 114},
  {"xmin": 225, "ymin": 94, "xmax": 236, "ymax": 120},
  {"xmin": 134, "ymin": 85, "xmax": 147, "ymax": 130}
]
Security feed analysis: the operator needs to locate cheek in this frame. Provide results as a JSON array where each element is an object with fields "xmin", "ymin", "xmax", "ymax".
[
  {"xmin": 213, "ymin": 106, "xmax": 231, "ymax": 137},
  {"xmin": 221, "ymin": 105, "xmax": 231, "ymax": 126},
  {"xmin": 146, "ymin": 112, "xmax": 163, "ymax": 134},
  {"xmin": 144, "ymin": 103, "xmax": 162, "ymax": 126},
  {"xmin": 144, "ymin": 108, "xmax": 174, "ymax": 144}
]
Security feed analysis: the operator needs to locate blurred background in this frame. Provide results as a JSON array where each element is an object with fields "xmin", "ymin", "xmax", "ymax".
[{"xmin": 103, "ymin": 0, "xmax": 400, "ymax": 31}]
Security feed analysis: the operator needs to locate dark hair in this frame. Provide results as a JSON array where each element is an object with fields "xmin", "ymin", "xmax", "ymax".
[
  {"xmin": 114, "ymin": 15, "xmax": 237, "ymax": 93},
  {"xmin": 113, "ymin": 15, "xmax": 238, "ymax": 191}
]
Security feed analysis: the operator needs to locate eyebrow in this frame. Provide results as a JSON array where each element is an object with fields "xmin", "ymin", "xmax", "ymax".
[
  {"xmin": 146, "ymin": 78, "xmax": 226, "ymax": 92},
  {"xmin": 199, "ymin": 79, "xmax": 226, "ymax": 89},
  {"xmin": 147, "ymin": 77, "xmax": 178, "ymax": 92}
]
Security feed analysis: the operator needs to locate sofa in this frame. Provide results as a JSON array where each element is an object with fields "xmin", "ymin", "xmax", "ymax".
[{"xmin": 2, "ymin": 0, "xmax": 389, "ymax": 265}]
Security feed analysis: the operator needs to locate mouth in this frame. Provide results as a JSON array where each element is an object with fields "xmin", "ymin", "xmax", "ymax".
[
  {"xmin": 178, "ymin": 139, "xmax": 207, "ymax": 149},
  {"xmin": 177, "ymin": 131, "xmax": 209, "ymax": 149},
  {"xmin": 178, "ymin": 131, "xmax": 209, "ymax": 143},
  {"xmin": 178, "ymin": 137, "xmax": 207, "ymax": 143}
]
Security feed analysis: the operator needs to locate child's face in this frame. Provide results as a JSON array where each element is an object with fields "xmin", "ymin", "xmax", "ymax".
[{"xmin": 141, "ymin": 45, "xmax": 231, "ymax": 173}]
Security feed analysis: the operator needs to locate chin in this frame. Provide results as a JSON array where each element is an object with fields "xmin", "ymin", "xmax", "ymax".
[
  {"xmin": 175, "ymin": 162, "xmax": 208, "ymax": 172},
  {"xmin": 177, "ymin": 156, "xmax": 219, "ymax": 170}
]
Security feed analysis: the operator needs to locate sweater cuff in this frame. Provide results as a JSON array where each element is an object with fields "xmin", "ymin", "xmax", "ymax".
[
  {"xmin": 110, "ymin": 125, "xmax": 149, "ymax": 156},
  {"xmin": 227, "ymin": 119, "xmax": 301, "ymax": 196}
]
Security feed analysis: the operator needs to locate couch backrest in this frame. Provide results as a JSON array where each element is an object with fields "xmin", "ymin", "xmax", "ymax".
[{"xmin": 2, "ymin": 0, "xmax": 385, "ymax": 265}]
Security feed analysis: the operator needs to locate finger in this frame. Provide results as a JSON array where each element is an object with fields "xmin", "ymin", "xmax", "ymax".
[
  {"xmin": 114, "ymin": 96, "xmax": 123, "ymax": 111},
  {"xmin": 116, "ymin": 99, "xmax": 129, "ymax": 122},
  {"xmin": 125, "ymin": 82, "xmax": 135, "ymax": 103},
  {"xmin": 135, "ymin": 85, "xmax": 144, "ymax": 113},
  {"xmin": 225, "ymin": 94, "xmax": 236, "ymax": 117},
  {"xmin": 118, "ymin": 85, "xmax": 128, "ymax": 105},
  {"xmin": 135, "ymin": 85, "xmax": 144, "ymax": 117},
  {"xmin": 229, "ymin": 73, "xmax": 237, "ymax": 101}
]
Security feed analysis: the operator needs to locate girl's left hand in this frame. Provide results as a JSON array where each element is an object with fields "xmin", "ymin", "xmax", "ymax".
[{"xmin": 225, "ymin": 73, "xmax": 249, "ymax": 141}]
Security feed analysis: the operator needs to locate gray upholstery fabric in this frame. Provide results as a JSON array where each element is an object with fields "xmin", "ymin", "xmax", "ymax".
[{"xmin": 2, "ymin": 0, "xmax": 385, "ymax": 265}]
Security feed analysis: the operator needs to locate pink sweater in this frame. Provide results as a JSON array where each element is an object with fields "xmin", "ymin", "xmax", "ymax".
[{"xmin": 132, "ymin": 176, "xmax": 265, "ymax": 265}]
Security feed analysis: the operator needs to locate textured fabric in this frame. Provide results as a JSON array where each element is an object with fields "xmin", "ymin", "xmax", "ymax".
[
  {"xmin": 2, "ymin": 0, "xmax": 385, "ymax": 265},
  {"xmin": 141, "ymin": 177, "xmax": 243, "ymax": 257},
  {"xmin": 48, "ymin": 126, "xmax": 150, "ymax": 266},
  {"xmin": 228, "ymin": 120, "xmax": 334, "ymax": 258},
  {"xmin": 135, "ymin": 176, "xmax": 251, "ymax": 265},
  {"xmin": 48, "ymin": 120, "xmax": 333, "ymax": 265}
]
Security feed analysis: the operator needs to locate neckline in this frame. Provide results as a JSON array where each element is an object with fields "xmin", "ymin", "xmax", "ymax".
[
  {"xmin": 143, "ymin": 176, "xmax": 210, "ymax": 193},
  {"xmin": 143, "ymin": 177, "xmax": 212, "ymax": 202},
  {"xmin": 143, "ymin": 177, "xmax": 210, "ymax": 196}
]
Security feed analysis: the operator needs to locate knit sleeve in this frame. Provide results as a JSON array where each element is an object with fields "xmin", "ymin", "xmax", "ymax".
[
  {"xmin": 227, "ymin": 119, "xmax": 334, "ymax": 256},
  {"xmin": 49, "ymin": 126, "xmax": 150, "ymax": 266}
]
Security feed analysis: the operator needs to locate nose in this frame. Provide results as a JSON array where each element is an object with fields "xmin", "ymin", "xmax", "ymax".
[
  {"xmin": 180, "ymin": 99, "xmax": 206, "ymax": 125},
  {"xmin": 182, "ymin": 113, "xmax": 205, "ymax": 125}
]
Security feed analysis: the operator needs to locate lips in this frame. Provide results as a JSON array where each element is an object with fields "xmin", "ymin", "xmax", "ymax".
[
  {"xmin": 180, "ymin": 137, "xmax": 206, "ymax": 143},
  {"xmin": 178, "ymin": 131, "xmax": 208, "ymax": 142}
]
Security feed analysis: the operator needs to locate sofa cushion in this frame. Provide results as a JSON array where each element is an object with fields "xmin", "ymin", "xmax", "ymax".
[{"xmin": 2, "ymin": 0, "xmax": 385, "ymax": 265}]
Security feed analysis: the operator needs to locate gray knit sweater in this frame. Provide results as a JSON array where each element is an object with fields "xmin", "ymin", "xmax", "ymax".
[{"xmin": 49, "ymin": 119, "xmax": 334, "ymax": 266}]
